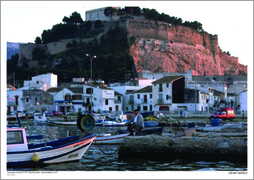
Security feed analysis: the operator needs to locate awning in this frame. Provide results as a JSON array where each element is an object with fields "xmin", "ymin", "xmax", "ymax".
[{"xmin": 54, "ymin": 100, "xmax": 69, "ymax": 103}]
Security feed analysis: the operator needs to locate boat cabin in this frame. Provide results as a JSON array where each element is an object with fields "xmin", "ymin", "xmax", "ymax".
[{"xmin": 7, "ymin": 127, "xmax": 28, "ymax": 152}]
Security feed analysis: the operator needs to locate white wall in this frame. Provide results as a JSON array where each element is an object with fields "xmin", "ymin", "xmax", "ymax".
[
  {"xmin": 239, "ymin": 91, "xmax": 247, "ymax": 112},
  {"xmin": 7, "ymin": 90, "xmax": 23, "ymax": 112}
]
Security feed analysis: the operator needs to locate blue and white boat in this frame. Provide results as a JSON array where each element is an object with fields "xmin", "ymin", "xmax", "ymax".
[{"xmin": 7, "ymin": 113, "xmax": 96, "ymax": 167}]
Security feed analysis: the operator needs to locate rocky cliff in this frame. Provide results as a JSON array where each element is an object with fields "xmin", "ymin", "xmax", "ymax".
[{"xmin": 128, "ymin": 19, "xmax": 247, "ymax": 76}]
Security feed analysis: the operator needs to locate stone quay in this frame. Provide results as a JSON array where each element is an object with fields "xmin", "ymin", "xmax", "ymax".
[{"xmin": 118, "ymin": 133, "xmax": 247, "ymax": 162}]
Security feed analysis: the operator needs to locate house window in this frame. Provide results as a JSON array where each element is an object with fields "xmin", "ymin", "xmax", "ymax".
[
  {"xmin": 118, "ymin": 96, "xmax": 121, "ymax": 101},
  {"xmin": 137, "ymin": 94, "xmax": 140, "ymax": 99},
  {"xmin": 166, "ymin": 83, "xmax": 169, "ymax": 88},
  {"xmin": 166, "ymin": 95, "xmax": 169, "ymax": 100},
  {"xmin": 159, "ymin": 84, "xmax": 162, "ymax": 92},
  {"xmin": 86, "ymin": 88, "xmax": 93, "ymax": 94},
  {"xmin": 36, "ymin": 81, "xmax": 39, "ymax": 84},
  {"xmin": 26, "ymin": 97, "xmax": 29, "ymax": 103},
  {"xmin": 97, "ymin": 13, "xmax": 99, "ymax": 17},
  {"xmin": 35, "ymin": 97, "xmax": 37, "ymax": 105},
  {"xmin": 143, "ymin": 106, "xmax": 148, "ymax": 111},
  {"xmin": 72, "ymin": 95, "xmax": 82, "ymax": 100},
  {"xmin": 65, "ymin": 94, "xmax": 71, "ymax": 100},
  {"xmin": 150, "ymin": 94, "xmax": 152, "ymax": 99},
  {"xmin": 150, "ymin": 105, "xmax": 152, "ymax": 111},
  {"xmin": 105, "ymin": 99, "xmax": 108, "ymax": 105},
  {"xmin": 126, "ymin": 107, "xmax": 128, "ymax": 111}
]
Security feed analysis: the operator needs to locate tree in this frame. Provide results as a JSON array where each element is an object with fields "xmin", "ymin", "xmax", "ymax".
[
  {"xmin": 104, "ymin": 7, "xmax": 114, "ymax": 17},
  {"xmin": 62, "ymin": 16, "xmax": 70, "ymax": 24},
  {"xmin": 35, "ymin": 36, "xmax": 42, "ymax": 44},
  {"xmin": 69, "ymin": 11, "xmax": 83, "ymax": 25},
  {"xmin": 94, "ymin": 20, "xmax": 103, "ymax": 29}
]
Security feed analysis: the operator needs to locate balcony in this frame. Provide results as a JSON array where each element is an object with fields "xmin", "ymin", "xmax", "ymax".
[
  {"xmin": 114, "ymin": 100, "xmax": 121, "ymax": 103},
  {"xmin": 141, "ymin": 98, "xmax": 148, "ymax": 104},
  {"xmin": 157, "ymin": 99, "xmax": 164, "ymax": 104},
  {"xmin": 128, "ymin": 100, "xmax": 134, "ymax": 104}
]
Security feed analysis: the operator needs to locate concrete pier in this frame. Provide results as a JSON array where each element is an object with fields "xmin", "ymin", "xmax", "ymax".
[{"xmin": 118, "ymin": 134, "xmax": 247, "ymax": 162}]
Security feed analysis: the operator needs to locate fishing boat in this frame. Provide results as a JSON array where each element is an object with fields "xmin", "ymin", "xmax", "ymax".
[
  {"xmin": 34, "ymin": 113, "xmax": 49, "ymax": 124},
  {"xmin": 7, "ymin": 113, "xmax": 96, "ymax": 167},
  {"xmin": 195, "ymin": 123, "xmax": 242, "ymax": 132},
  {"xmin": 102, "ymin": 120, "xmax": 127, "ymax": 127},
  {"xmin": 93, "ymin": 132, "xmax": 129, "ymax": 144},
  {"xmin": 7, "ymin": 113, "xmax": 26, "ymax": 121},
  {"xmin": 47, "ymin": 119, "xmax": 77, "ymax": 125},
  {"xmin": 144, "ymin": 121, "xmax": 159, "ymax": 127},
  {"xmin": 93, "ymin": 127, "xmax": 163, "ymax": 144}
]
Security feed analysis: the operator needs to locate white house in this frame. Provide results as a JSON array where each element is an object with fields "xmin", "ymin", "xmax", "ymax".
[
  {"xmin": 151, "ymin": 75, "xmax": 185, "ymax": 114},
  {"xmin": 47, "ymin": 85, "xmax": 123, "ymax": 114},
  {"xmin": 133, "ymin": 86, "xmax": 153, "ymax": 112},
  {"xmin": 7, "ymin": 89, "xmax": 23, "ymax": 112},
  {"xmin": 110, "ymin": 86, "xmax": 142, "ymax": 112},
  {"xmin": 85, "ymin": 7, "xmax": 120, "ymax": 21},
  {"xmin": 23, "ymin": 73, "xmax": 57, "ymax": 91}
]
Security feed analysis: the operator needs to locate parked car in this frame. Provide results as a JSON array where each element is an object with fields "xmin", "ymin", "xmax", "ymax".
[
  {"xmin": 52, "ymin": 111, "xmax": 62, "ymax": 116},
  {"xmin": 44, "ymin": 111, "xmax": 54, "ymax": 117},
  {"xmin": 209, "ymin": 107, "xmax": 235, "ymax": 121},
  {"xmin": 15, "ymin": 111, "xmax": 24, "ymax": 114},
  {"xmin": 45, "ymin": 110, "xmax": 62, "ymax": 116}
]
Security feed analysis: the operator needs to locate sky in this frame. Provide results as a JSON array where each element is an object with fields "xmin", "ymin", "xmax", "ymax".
[{"xmin": 1, "ymin": 1, "xmax": 253, "ymax": 178}]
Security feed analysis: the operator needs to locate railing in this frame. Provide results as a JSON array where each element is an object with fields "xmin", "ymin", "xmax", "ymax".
[
  {"xmin": 114, "ymin": 100, "xmax": 121, "ymax": 103},
  {"xmin": 128, "ymin": 100, "xmax": 134, "ymax": 104},
  {"xmin": 157, "ymin": 99, "xmax": 164, "ymax": 104},
  {"xmin": 141, "ymin": 98, "xmax": 148, "ymax": 104}
]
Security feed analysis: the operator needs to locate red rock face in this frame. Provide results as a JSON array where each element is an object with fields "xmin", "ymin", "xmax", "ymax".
[{"xmin": 128, "ymin": 19, "xmax": 247, "ymax": 76}]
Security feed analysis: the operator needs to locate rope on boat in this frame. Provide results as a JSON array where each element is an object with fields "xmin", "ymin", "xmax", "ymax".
[{"xmin": 93, "ymin": 137, "xmax": 125, "ymax": 155}]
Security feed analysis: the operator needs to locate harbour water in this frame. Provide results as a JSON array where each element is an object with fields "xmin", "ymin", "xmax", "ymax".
[{"xmin": 6, "ymin": 123, "xmax": 248, "ymax": 178}]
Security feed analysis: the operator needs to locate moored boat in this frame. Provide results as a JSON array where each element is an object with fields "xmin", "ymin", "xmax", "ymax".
[
  {"xmin": 7, "ymin": 113, "xmax": 26, "ymax": 121},
  {"xmin": 46, "ymin": 119, "xmax": 77, "ymax": 125},
  {"xmin": 7, "ymin": 113, "xmax": 96, "ymax": 167}
]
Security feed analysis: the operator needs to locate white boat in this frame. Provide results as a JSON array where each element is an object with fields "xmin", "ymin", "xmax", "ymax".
[
  {"xmin": 47, "ymin": 119, "xmax": 77, "ymax": 125},
  {"xmin": 7, "ymin": 113, "xmax": 26, "ymax": 121},
  {"xmin": 7, "ymin": 114, "xmax": 96, "ymax": 167},
  {"xmin": 34, "ymin": 113, "xmax": 49, "ymax": 124},
  {"xmin": 195, "ymin": 123, "xmax": 242, "ymax": 132},
  {"xmin": 94, "ymin": 132, "xmax": 129, "ymax": 144},
  {"xmin": 102, "ymin": 120, "xmax": 127, "ymax": 127}
]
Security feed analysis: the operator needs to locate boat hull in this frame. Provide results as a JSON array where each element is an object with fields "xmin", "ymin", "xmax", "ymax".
[
  {"xmin": 7, "ymin": 134, "xmax": 96, "ymax": 167},
  {"xmin": 94, "ymin": 133, "xmax": 129, "ymax": 144},
  {"xmin": 47, "ymin": 120, "xmax": 77, "ymax": 125}
]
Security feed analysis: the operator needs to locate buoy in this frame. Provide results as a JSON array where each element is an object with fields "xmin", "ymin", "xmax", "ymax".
[{"xmin": 32, "ymin": 153, "xmax": 39, "ymax": 162}]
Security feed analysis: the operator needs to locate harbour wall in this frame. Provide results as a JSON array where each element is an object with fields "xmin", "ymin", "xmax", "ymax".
[{"xmin": 118, "ymin": 135, "xmax": 247, "ymax": 161}]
